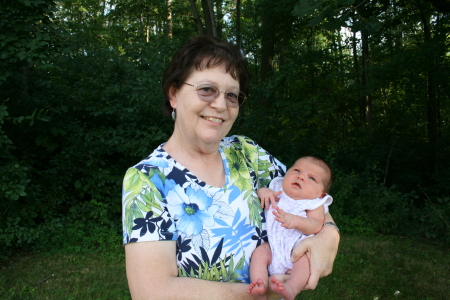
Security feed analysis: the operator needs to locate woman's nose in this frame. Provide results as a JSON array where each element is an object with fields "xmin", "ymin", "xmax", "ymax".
[{"xmin": 210, "ymin": 92, "xmax": 227, "ymax": 110}]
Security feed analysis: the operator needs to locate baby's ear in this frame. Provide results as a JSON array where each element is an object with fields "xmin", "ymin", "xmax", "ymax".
[{"xmin": 321, "ymin": 193, "xmax": 328, "ymax": 198}]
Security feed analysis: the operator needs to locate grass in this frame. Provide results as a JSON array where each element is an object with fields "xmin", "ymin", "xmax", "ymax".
[
  {"xmin": 298, "ymin": 235, "xmax": 449, "ymax": 300},
  {"xmin": 0, "ymin": 235, "xmax": 448, "ymax": 300},
  {"xmin": 0, "ymin": 246, "xmax": 130, "ymax": 300}
]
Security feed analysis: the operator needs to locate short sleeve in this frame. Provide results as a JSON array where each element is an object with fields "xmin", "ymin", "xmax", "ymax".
[{"xmin": 122, "ymin": 167, "xmax": 177, "ymax": 245}]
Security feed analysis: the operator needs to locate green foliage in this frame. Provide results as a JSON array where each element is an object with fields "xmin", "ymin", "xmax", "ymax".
[
  {"xmin": 417, "ymin": 195, "xmax": 450, "ymax": 243},
  {"xmin": 1, "ymin": 0, "xmax": 449, "ymax": 253},
  {"xmin": 328, "ymin": 160, "xmax": 450, "ymax": 244},
  {"xmin": 0, "ymin": 0, "xmax": 58, "ymax": 81}
]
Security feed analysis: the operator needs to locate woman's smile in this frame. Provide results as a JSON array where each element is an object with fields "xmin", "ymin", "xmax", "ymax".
[{"xmin": 202, "ymin": 116, "xmax": 225, "ymax": 123}]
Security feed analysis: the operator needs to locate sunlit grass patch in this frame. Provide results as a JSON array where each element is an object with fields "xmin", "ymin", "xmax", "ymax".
[
  {"xmin": 0, "ymin": 246, "xmax": 130, "ymax": 300},
  {"xmin": 0, "ymin": 235, "xmax": 448, "ymax": 300},
  {"xmin": 298, "ymin": 235, "xmax": 450, "ymax": 300}
]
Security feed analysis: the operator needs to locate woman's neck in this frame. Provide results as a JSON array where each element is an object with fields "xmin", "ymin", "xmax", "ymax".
[{"xmin": 163, "ymin": 134, "xmax": 225, "ymax": 188}]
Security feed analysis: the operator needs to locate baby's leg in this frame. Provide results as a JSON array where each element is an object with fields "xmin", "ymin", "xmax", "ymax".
[
  {"xmin": 247, "ymin": 243, "xmax": 272, "ymax": 300},
  {"xmin": 270, "ymin": 254, "xmax": 309, "ymax": 300}
]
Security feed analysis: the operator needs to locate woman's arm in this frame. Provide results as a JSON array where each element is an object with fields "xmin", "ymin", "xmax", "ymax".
[
  {"xmin": 126, "ymin": 241, "xmax": 254, "ymax": 300},
  {"xmin": 290, "ymin": 212, "xmax": 340, "ymax": 290}
]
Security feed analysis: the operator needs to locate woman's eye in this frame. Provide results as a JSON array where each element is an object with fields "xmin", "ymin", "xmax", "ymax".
[
  {"xmin": 201, "ymin": 87, "xmax": 214, "ymax": 92},
  {"xmin": 198, "ymin": 86, "xmax": 217, "ymax": 95},
  {"xmin": 226, "ymin": 92, "xmax": 238, "ymax": 99}
]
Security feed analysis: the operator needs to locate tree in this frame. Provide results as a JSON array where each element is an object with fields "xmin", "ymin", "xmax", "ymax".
[{"xmin": 188, "ymin": 0, "xmax": 204, "ymax": 34}]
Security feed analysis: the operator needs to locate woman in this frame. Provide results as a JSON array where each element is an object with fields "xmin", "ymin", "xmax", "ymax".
[{"xmin": 122, "ymin": 35, "xmax": 340, "ymax": 299}]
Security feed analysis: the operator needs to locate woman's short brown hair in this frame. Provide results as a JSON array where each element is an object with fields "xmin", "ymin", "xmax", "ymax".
[{"xmin": 162, "ymin": 35, "xmax": 249, "ymax": 116}]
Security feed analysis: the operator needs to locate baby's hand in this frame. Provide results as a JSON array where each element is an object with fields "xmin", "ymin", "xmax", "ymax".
[
  {"xmin": 273, "ymin": 208, "xmax": 296, "ymax": 229},
  {"xmin": 258, "ymin": 188, "xmax": 282, "ymax": 209}
]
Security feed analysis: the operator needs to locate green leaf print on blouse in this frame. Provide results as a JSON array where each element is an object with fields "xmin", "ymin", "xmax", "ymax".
[
  {"xmin": 178, "ymin": 254, "xmax": 245, "ymax": 282},
  {"xmin": 123, "ymin": 168, "xmax": 165, "ymax": 236},
  {"xmin": 222, "ymin": 142, "xmax": 262, "ymax": 227},
  {"xmin": 178, "ymin": 237, "xmax": 246, "ymax": 282}
]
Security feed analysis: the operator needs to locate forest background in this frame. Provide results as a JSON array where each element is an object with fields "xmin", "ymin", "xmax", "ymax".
[{"xmin": 0, "ymin": 0, "xmax": 449, "ymax": 255}]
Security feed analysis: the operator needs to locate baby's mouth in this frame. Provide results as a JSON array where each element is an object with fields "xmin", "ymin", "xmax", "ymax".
[{"xmin": 292, "ymin": 182, "xmax": 301, "ymax": 188}]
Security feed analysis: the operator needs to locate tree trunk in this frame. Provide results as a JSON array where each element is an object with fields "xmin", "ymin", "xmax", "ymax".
[
  {"xmin": 355, "ymin": 1, "xmax": 372, "ymax": 127},
  {"xmin": 352, "ymin": 31, "xmax": 363, "ymax": 124},
  {"xmin": 188, "ymin": 0, "xmax": 204, "ymax": 35},
  {"xmin": 361, "ymin": 28, "xmax": 372, "ymax": 126},
  {"xmin": 201, "ymin": 0, "xmax": 216, "ymax": 37},
  {"xmin": 260, "ymin": 9, "xmax": 274, "ymax": 110},
  {"xmin": 418, "ymin": 0, "xmax": 439, "ymax": 169},
  {"xmin": 215, "ymin": 0, "xmax": 223, "ymax": 40},
  {"xmin": 166, "ymin": 0, "xmax": 173, "ymax": 37},
  {"xmin": 306, "ymin": 28, "xmax": 316, "ymax": 94},
  {"xmin": 236, "ymin": 0, "xmax": 241, "ymax": 47}
]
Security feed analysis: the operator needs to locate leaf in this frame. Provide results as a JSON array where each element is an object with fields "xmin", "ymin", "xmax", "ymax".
[
  {"xmin": 220, "ymin": 259, "xmax": 227, "ymax": 281},
  {"xmin": 211, "ymin": 238, "xmax": 224, "ymax": 265},
  {"xmin": 292, "ymin": 0, "xmax": 324, "ymax": 18},
  {"xmin": 198, "ymin": 263, "xmax": 203, "ymax": 279},
  {"xmin": 192, "ymin": 230, "xmax": 210, "ymax": 257}
]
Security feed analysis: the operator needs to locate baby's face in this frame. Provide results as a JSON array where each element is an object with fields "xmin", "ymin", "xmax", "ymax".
[{"xmin": 282, "ymin": 158, "xmax": 328, "ymax": 200}]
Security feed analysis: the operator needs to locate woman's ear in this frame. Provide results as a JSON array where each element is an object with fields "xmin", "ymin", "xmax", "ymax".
[{"xmin": 168, "ymin": 83, "xmax": 178, "ymax": 109}]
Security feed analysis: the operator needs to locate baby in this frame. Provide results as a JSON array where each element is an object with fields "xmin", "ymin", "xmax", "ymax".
[{"xmin": 247, "ymin": 156, "xmax": 333, "ymax": 300}]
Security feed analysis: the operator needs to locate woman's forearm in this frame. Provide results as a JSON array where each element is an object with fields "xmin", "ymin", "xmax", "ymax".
[
  {"xmin": 163, "ymin": 276, "xmax": 253, "ymax": 300},
  {"xmin": 126, "ymin": 241, "xmax": 253, "ymax": 300},
  {"xmin": 290, "ymin": 212, "xmax": 340, "ymax": 290},
  {"xmin": 324, "ymin": 211, "xmax": 334, "ymax": 223}
]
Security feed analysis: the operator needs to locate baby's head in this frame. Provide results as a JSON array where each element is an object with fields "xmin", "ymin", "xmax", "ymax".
[{"xmin": 282, "ymin": 156, "xmax": 333, "ymax": 200}]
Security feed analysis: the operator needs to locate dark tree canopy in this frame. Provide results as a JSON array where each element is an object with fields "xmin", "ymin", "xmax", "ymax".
[{"xmin": 1, "ymin": 0, "xmax": 449, "ymax": 250}]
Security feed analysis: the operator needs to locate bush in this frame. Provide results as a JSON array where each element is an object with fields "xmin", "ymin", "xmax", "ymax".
[{"xmin": 331, "ymin": 161, "xmax": 449, "ymax": 243}]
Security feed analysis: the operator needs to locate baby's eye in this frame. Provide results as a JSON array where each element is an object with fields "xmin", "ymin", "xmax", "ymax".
[
  {"xmin": 309, "ymin": 177, "xmax": 316, "ymax": 181},
  {"xmin": 294, "ymin": 169, "xmax": 300, "ymax": 173}
]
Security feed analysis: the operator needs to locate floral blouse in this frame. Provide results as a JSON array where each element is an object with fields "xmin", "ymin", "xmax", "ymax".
[{"xmin": 122, "ymin": 135, "xmax": 285, "ymax": 283}]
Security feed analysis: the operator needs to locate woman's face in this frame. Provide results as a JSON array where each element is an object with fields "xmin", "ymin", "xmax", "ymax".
[{"xmin": 169, "ymin": 64, "xmax": 240, "ymax": 148}]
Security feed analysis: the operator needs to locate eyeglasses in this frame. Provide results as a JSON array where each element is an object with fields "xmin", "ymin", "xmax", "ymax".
[{"xmin": 184, "ymin": 83, "xmax": 246, "ymax": 108}]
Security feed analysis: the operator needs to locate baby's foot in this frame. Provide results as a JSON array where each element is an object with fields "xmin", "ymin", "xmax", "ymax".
[
  {"xmin": 247, "ymin": 278, "xmax": 268, "ymax": 300},
  {"xmin": 269, "ymin": 276, "xmax": 296, "ymax": 300}
]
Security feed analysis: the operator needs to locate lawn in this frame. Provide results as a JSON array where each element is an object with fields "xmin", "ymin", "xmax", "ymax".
[{"xmin": 1, "ymin": 235, "xmax": 448, "ymax": 299}]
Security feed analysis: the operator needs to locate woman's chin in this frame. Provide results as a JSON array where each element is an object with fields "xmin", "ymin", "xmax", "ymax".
[{"xmin": 196, "ymin": 129, "xmax": 230, "ymax": 145}]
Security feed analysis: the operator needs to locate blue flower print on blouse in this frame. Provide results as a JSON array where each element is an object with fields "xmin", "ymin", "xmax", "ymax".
[
  {"xmin": 177, "ymin": 236, "xmax": 192, "ymax": 261},
  {"xmin": 143, "ymin": 155, "xmax": 169, "ymax": 168},
  {"xmin": 151, "ymin": 173, "xmax": 176, "ymax": 203},
  {"xmin": 167, "ymin": 185, "xmax": 219, "ymax": 236},
  {"xmin": 132, "ymin": 211, "xmax": 163, "ymax": 237}
]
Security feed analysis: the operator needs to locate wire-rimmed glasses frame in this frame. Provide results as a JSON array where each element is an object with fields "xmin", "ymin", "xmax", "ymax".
[{"xmin": 184, "ymin": 83, "xmax": 246, "ymax": 108}]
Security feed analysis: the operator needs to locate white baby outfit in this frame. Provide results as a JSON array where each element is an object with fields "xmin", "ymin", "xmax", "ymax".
[{"xmin": 266, "ymin": 177, "xmax": 333, "ymax": 275}]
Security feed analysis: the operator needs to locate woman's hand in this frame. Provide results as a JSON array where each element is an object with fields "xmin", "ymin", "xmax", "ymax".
[{"xmin": 290, "ymin": 212, "xmax": 340, "ymax": 290}]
